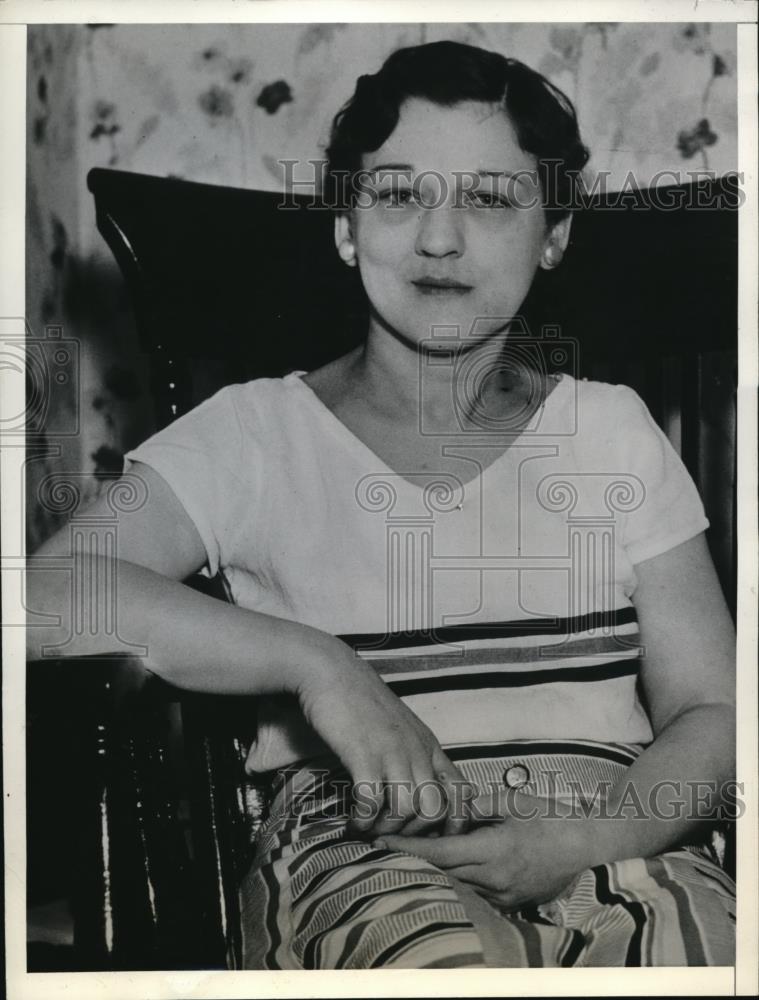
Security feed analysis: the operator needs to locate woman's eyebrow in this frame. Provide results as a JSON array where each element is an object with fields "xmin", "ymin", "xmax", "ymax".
[
  {"xmin": 359, "ymin": 165, "xmax": 538, "ymax": 192},
  {"xmin": 476, "ymin": 168, "xmax": 536, "ymax": 188},
  {"xmin": 362, "ymin": 163, "xmax": 414, "ymax": 177}
]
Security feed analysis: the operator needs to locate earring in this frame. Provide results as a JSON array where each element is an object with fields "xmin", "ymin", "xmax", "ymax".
[
  {"xmin": 338, "ymin": 241, "xmax": 356, "ymax": 266},
  {"xmin": 541, "ymin": 245, "xmax": 562, "ymax": 270}
]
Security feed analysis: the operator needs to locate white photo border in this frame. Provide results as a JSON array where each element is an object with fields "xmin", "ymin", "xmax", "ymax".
[{"xmin": 2, "ymin": 2, "xmax": 757, "ymax": 998}]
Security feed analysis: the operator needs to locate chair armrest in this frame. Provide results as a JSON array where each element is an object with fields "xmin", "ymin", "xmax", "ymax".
[
  {"xmin": 27, "ymin": 655, "xmax": 224, "ymax": 969},
  {"xmin": 180, "ymin": 692, "xmax": 264, "ymax": 969}
]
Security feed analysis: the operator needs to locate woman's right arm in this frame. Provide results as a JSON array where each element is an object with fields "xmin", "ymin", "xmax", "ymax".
[
  {"xmin": 27, "ymin": 462, "xmax": 468, "ymax": 835},
  {"xmin": 26, "ymin": 462, "xmax": 340, "ymax": 694}
]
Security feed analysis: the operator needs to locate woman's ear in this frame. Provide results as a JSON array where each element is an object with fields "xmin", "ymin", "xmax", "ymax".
[
  {"xmin": 334, "ymin": 213, "xmax": 357, "ymax": 268},
  {"xmin": 539, "ymin": 214, "xmax": 573, "ymax": 271}
]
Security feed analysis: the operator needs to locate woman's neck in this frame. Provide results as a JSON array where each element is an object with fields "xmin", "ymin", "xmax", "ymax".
[{"xmin": 348, "ymin": 326, "xmax": 549, "ymax": 435}]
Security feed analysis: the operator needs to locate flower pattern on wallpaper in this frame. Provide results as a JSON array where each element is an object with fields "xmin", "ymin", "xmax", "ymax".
[
  {"xmin": 89, "ymin": 99, "xmax": 121, "ymax": 163},
  {"xmin": 256, "ymin": 80, "xmax": 294, "ymax": 115},
  {"xmin": 25, "ymin": 22, "xmax": 738, "ymax": 548},
  {"xmin": 669, "ymin": 23, "xmax": 736, "ymax": 169}
]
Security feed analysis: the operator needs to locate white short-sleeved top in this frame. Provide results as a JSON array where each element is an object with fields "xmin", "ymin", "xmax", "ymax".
[{"xmin": 125, "ymin": 372, "xmax": 709, "ymax": 771}]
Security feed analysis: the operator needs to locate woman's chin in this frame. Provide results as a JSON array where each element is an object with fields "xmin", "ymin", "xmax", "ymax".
[
  {"xmin": 407, "ymin": 319, "xmax": 514, "ymax": 354},
  {"xmin": 367, "ymin": 299, "xmax": 515, "ymax": 354}
]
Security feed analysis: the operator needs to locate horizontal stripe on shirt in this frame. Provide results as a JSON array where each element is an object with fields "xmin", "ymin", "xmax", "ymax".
[
  {"xmin": 337, "ymin": 607, "xmax": 638, "ymax": 652},
  {"xmin": 385, "ymin": 658, "xmax": 640, "ymax": 697},
  {"xmin": 356, "ymin": 629, "xmax": 641, "ymax": 671},
  {"xmin": 244, "ymin": 605, "xmax": 655, "ymax": 772},
  {"xmin": 440, "ymin": 738, "xmax": 646, "ymax": 766},
  {"xmin": 335, "ymin": 607, "xmax": 644, "ymax": 696}
]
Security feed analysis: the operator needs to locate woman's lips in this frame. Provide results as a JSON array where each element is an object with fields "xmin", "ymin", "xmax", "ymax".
[{"xmin": 411, "ymin": 278, "xmax": 473, "ymax": 296}]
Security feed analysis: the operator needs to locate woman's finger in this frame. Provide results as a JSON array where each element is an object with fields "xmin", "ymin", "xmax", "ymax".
[
  {"xmin": 346, "ymin": 767, "xmax": 386, "ymax": 834},
  {"xmin": 377, "ymin": 827, "xmax": 491, "ymax": 869},
  {"xmin": 468, "ymin": 788, "xmax": 503, "ymax": 825},
  {"xmin": 366, "ymin": 760, "xmax": 428, "ymax": 837},
  {"xmin": 440, "ymin": 774, "xmax": 476, "ymax": 836},
  {"xmin": 431, "ymin": 749, "xmax": 476, "ymax": 836},
  {"xmin": 352, "ymin": 741, "xmax": 442, "ymax": 838},
  {"xmin": 381, "ymin": 758, "xmax": 443, "ymax": 837},
  {"xmin": 468, "ymin": 787, "xmax": 548, "ymax": 825},
  {"xmin": 391, "ymin": 736, "xmax": 459, "ymax": 836}
]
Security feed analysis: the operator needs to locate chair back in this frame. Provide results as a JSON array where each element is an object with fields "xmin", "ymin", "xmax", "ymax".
[
  {"xmin": 65, "ymin": 168, "xmax": 737, "ymax": 968},
  {"xmin": 88, "ymin": 167, "xmax": 738, "ymax": 608}
]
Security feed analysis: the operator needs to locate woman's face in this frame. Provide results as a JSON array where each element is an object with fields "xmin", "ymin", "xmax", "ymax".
[{"xmin": 336, "ymin": 97, "xmax": 569, "ymax": 350}]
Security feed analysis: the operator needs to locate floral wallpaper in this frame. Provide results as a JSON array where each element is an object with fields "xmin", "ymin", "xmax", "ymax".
[
  {"xmin": 72, "ymin": 23, "xmax": 737, "ymax": 206},
  {"xmin": 26, "ymin": 22, "xmax": 737, "ymax": 548}
]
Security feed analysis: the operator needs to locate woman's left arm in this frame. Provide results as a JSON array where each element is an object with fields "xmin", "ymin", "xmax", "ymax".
[
  {"xmin": 379, "ymin": 533, "xmax": 737, "ymax": 909},
  {"xmin": 587, "ymin": 530, "xmax": 736, "ymax": 862}
]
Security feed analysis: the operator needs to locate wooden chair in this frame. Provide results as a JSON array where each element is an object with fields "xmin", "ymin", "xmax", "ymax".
[{"xmin": 26, "ymin": 168, "xmax": 738, "ymax": 970}]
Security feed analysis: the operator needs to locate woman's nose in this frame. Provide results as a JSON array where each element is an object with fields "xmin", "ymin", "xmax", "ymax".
[{"xmin": 414, "ymin": 202, "xmax": 464, "ymax": 258}]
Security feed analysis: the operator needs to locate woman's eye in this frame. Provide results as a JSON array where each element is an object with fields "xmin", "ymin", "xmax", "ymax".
[
  {"xmin": 378, "ymin": 187, "xmax": 414, "ymax": 206},
  {"xmin": 467, "ymin": 191, "xmax": 512, "ymax": 209}
]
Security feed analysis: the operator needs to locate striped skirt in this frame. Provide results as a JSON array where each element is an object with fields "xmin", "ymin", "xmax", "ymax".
[{"xmin": 239, "ymin": 741, "xmax": 735, "ymax": 968}]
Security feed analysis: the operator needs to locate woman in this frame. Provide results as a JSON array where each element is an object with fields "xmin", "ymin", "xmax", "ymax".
[{"xmin": 28, "ymin": 41, "xmax": 736, "ymax": 968}]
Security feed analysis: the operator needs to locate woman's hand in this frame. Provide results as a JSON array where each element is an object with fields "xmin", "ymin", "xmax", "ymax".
[
  {"xmin": 376, "ymin": 788, "xmax": 596, "ymax": 912},
  {"xmin": 295, "ymin": 644, "xmax": 474, "ymax": 839}
]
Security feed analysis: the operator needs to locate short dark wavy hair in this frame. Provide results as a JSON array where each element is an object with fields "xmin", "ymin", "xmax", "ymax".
[{"xmin": 325, "ymin": 40, "xmax": 590, "ymax": 225}]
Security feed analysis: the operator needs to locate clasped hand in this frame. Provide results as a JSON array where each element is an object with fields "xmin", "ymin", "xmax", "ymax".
[
  {"xmin": 298, "ymin": 648, "xmax": 601, "ymax": 906},
  {"xmin": 296, "ymin": 649, "xmax": 474, "ymax": 838},
  {"xmin": 376, "ymin": 787, "xmax": 599, "ymax": 913}
]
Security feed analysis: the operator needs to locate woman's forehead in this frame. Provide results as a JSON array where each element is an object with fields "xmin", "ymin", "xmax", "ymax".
[{"xmin": 361, "ymin": 97, "xmax": 536, "ymax": 175}]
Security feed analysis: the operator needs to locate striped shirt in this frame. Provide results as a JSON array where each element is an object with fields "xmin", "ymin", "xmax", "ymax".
[{"xmin": 126, "ymin": 371, "xmax": 709, "ymax": 770}]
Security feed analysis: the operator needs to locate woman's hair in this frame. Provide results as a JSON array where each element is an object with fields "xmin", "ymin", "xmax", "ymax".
[{"xmin": 325, "ymin": 40, "xmax": 590, "ymax": 225}]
